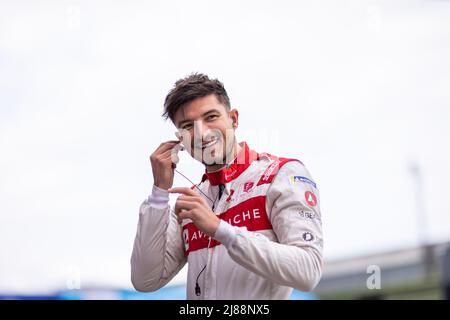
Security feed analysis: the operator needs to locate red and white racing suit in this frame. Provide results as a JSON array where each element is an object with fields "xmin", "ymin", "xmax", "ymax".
[{"xmin": 131, "ymin": 141, "xmax": 323, "ymax": 299}]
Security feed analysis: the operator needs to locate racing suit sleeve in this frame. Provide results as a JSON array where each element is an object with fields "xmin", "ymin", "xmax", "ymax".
[
  {"xmin": 213, "ymin": 161, "xmax": 323, "ymax": 292},
  {"xmin": 130, "ymin": 185, "xmax": 187, "ymax": 292}
]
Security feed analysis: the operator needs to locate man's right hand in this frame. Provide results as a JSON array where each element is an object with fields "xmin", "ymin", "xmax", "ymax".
[{"xmin": 150, "ymin": 140, "xmax": 182, "ymax": 191}]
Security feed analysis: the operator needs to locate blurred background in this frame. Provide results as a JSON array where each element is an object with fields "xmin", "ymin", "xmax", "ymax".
[{"xmin": 1, "ymin": 0, "xmax": 449, "ymax": 300}]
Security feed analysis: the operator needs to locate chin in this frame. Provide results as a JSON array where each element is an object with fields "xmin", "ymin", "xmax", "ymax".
[{"xmin": 204, "ymin": 151, "xmax": 222, "ymax": 165}]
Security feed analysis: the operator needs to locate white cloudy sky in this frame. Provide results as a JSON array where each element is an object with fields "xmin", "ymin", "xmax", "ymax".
[{"xmin": 1, "ymin": 0, "xmax": 449, "ymax": 293}]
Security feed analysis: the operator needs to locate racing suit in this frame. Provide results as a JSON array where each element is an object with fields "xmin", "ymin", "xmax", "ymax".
[{"xmin": 131, "ymin": 141, "xmax": 323, "ymax": 299}]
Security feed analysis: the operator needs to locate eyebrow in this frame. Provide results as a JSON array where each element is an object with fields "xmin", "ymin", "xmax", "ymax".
[{"xmin": 177, "ymin": 109, "xmax": 221, "ymax": 128}]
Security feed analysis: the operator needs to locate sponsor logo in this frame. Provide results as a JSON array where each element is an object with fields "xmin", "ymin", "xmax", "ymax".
[
  {"xmin": 182, "ymin": 196, "xmax": 272, "ymax": 254},
  {"xmin": 298, "ymin": 210, "xmax": 318, "ymax": 220},
  {"xmin": 225, "ymin": 207, "xmax": 261, "ymax": 225},
  {"xmin": 262, "ymin": 160, "xmax": 280, "ymax": 182},
  {"xmin": 224, "ymin": 169, "xmax": 237, "ymax": 180},
  {"xmin": 305, "ymin": 191, "xmax": 317, "ymax": 207},
  {"xmin": 289, "ymin": 175, "xmax": 317, "ymax": 188},
  {"xmin": 302, "ymin": 232, "xmax": 314, "ymax": 242},
  {"xmin": 243, "ymin": 181, "xmax": 254, "ymax": 193},
  {"xmin": 189, "ymin": 229, "xmax": 211, "ymax": 242},
  {"xmin": 187, "ymin": 207, "xmax": 263, "ymax": 246}
]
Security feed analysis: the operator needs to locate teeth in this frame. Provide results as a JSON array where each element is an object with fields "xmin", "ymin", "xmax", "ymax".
[
  {"xmin": 201, "ymin": 138, "xmax": 217, "ymax": 148},
  {"xmin": 194, "ymin": 138, "xmax": 218, "ymax": 149}
]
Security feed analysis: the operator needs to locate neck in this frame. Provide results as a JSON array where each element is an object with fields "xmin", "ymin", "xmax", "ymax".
[{"xmin": 205, "ymin": 142, "xmax": 241, "ymax": 173}]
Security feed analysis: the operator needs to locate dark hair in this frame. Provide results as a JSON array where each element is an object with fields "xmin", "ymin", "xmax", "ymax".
[{"xmin": 162, "ymin": 73, "xmax": 231, "ymax": 123}]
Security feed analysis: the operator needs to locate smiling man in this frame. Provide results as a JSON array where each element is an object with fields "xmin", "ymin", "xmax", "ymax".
[{"xmin": 131, "ymin": 73, "xmax": 323, "ymax": 299}]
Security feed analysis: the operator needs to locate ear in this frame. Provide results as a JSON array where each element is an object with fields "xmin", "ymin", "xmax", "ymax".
[{"xmin": 229, "ymin": 108, "xmax": 239, "ymax": 128}]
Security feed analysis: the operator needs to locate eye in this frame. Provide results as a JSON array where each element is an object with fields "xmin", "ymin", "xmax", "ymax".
[
  {"xmin": 181, "ymin": 123, "xmax": 193, "ymax": 130},
  {"xmin": 206, "ymin": 114, "xmax": 218, "ymax": 121}
]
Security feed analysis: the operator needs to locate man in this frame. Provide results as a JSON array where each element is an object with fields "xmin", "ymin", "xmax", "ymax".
[{"xmin": 131, "ymin": 73, "xmax": 323, "ymax": 299}]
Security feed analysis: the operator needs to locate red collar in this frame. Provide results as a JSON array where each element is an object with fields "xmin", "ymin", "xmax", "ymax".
[{"xmin": 202, "ymin": 142, "xmax": 260, "ymax": 186}]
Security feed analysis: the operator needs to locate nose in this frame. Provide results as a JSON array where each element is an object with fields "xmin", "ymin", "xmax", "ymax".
[
  {"xmin": 192, "ymin": 120, "xmax": 216, "ymax": 147},
  {"xmin": 193, "ymin": 120, "xmax": 204, "ymax": 138},
  {"xmin": 193, "ymin": 120, "xmax": 206, "ymax": 146}
]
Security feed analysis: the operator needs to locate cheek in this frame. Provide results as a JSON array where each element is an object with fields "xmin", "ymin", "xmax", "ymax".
[
  {"xmin": 214, "ymin": 124, "xmax": 232, "ymax": 141},
  {"xmin": 183, "ymin": 130, "xmax": 195, "ymax": 146}
]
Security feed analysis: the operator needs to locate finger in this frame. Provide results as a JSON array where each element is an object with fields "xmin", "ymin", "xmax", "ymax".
[
  {"xmin": 157, "ymin": 147, "xmax": 182, "ymax": 165},
  {"xmin": 158, "ymin": 148, "xmax": 177, "ymax": 160},
  {"xmin": 168, "ymin": 187, "xmax": 198, "ymax": 196},
  {"xmin": 155, "ymin": 153, "xmax": 177, "ymax": 168},
  {"xmin": 174, "ymin": 199, "xmax": 197, "ymax": 213},
  {"xmin": 176, "ymin": 214, "xmax": 183, "ymax": 224},
  {"xmin": 159, "ymin": 144, "xmax": 183, "ymax": 160},
  {"xmin": 154, "ymin": 140, "xmax": 182, "ymax": 154},
  {"xmin": 178, "ymin": 209, "xmax": 193, "ymax": 221},
  {"xmin": 159, "ymin": 151, "xmax": 180, "ymax": 167},
  {"xmin": 156, "ymin": 142, "xmax": 181, "ymax": 155},
  {"xmin": 176, "ymin": 195, "xmax": 202, "ymax": 204}
]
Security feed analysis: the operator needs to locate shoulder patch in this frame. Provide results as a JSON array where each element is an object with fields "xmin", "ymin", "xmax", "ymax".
[
  {"xmin": 289, "ymin": 175, "xmax": 317, "ymax": 188},
  {"xmin": 256, "ymin": 155, "xmax": 301, "ymax": 186}
]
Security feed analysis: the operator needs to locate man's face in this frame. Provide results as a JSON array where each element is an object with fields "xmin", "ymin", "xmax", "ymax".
[{"xmin": 174, "ymin": 94, "xmax": 239, "ymax": 166}]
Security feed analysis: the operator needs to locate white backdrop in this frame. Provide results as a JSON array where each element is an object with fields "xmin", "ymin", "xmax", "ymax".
[{"xmin": 1, "ymin": 0, "xmax": 449, "ymax": 293}]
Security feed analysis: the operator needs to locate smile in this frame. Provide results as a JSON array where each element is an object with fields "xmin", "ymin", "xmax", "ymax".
[{"xmin": 198, "ymin": 138, "xmax": 218, "ymax": 150}]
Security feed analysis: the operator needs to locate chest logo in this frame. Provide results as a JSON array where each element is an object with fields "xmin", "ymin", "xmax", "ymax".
[{"xmin": 243, "ymin": 181, "xmax": 254, "ymax": 193}]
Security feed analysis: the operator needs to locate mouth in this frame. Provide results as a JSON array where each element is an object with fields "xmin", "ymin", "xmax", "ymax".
[{"xmin": 195, "ymin": 137, "xmax": 219, "ymax": 150}]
